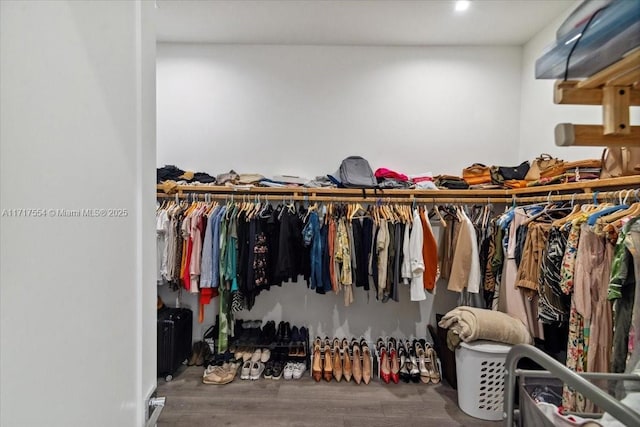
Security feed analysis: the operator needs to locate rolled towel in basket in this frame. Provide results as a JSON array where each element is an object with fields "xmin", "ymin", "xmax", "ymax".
[{"xmin": 438, "ymin": 306, "xmax": 532, "ymax": 346}]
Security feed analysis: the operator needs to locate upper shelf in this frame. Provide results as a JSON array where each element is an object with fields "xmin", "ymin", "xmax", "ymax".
[
  {"xmin": 554, "ymin": 49, "xmax": 640, "ymax": 147},
  {"xmin": 158, "ymin": 176, "xmax": 640, "ymax": 203}
]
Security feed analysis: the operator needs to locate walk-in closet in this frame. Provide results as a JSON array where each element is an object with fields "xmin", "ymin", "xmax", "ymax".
[{"xmin": 1, "ymin": 1, "xmax": 639, "ymax": 426}]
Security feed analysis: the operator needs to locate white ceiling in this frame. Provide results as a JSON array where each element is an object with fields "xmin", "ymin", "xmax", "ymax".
[{"xmin": 155, "ymin": 0, "xmax": 575, "ymax": 46}]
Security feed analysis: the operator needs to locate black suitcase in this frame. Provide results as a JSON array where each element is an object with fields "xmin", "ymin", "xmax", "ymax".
[{"xmin": 157, "ymin": 307, "xmax": 193, "ymax": 381}]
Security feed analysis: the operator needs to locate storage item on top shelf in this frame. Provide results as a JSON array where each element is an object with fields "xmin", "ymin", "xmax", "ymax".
[
  {"xmin": 455, "ymin": 340, "xmax": 511, "ymax": 421},
  {"xmin": 410, "ymin": 172, "xmax": 438, "ymax": 190},
  {"xmin": 534, "ymin": 158, "xmax": 602, "ymax": 182},
  {"xmin": 434, "ymin": 175, "xmax": 469, "ymax": 189},
  {"xmin": 216, "ymin": 170, "xmax": 239, "ymax": 185},
  {"xmin": 535, "ymin": 0, "xmax": 640, "ymax": 79},
  {"xmin": 157, "ymin": 165, "xmax": 217, "ymax": 184},
  {"xmin": 525, "ymin": 154, "xmax": 565, "ymax": 181},
  {"xmin": 490, "ymin": 161, "xmax": 530, "ymax": 185},
  {"xmin": 600, "ymin": 147, "xmax": 640, "ymax": 178},
  {"xmin": 503, "ymin": 180, "xmax": 529, "ymax": 189},
  {"xmin": 374, "ymin": 168, "xmax": 409, "ymax": 182},
  {"xmin": 462, "ymin": 163, "xmax": 492, "ymax": 185},
  {"xmin": 375, "ymin": 168, "xmax": 411, "ymax": 189},
  {"xmin": 329, "ymin": 156, "xmax": 378, "ymax": 189},
  {"xmin": 237, "ymin": 174, "xmax": 265, "ymax": 184}
]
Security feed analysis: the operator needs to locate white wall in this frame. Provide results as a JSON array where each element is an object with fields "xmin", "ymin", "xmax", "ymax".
[
  {"xmin": 156, "ymin": 44, "xmax": 521, "ymax": 341},
  {"xmin": 518, "ymin": 3, "xmax": 640, "ymax": 162},
  {"xmin": 0, "ymin": 2, "xmax": 156, "ymax": 426},
  {"xmin": 157, "ymin": 44, "xmax": 523, "ymax": 177}
]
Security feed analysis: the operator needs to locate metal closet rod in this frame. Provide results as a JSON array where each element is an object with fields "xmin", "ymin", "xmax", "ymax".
[{"xmin": 157, "ymin": 189, "xmax": 639, "ymax": 205}]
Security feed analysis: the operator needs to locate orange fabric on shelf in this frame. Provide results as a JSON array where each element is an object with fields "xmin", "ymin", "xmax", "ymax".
[
  {"xmin": 504, "ymin": 180, "xmax": 528, "ymax": 189},
  {"xmin": 419, "ymin": 208, "xmax": 438, "ymax": 292}
]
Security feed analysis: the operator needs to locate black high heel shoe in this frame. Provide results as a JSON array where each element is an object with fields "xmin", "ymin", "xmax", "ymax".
[{"xmin": 388, "ymin": 337, "xmax": 397, "ymax": 352}]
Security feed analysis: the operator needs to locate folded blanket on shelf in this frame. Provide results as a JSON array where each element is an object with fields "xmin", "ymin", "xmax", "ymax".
[{"xmin": 438, "ymin": 306, "xmax": 532, "ymax": 347}]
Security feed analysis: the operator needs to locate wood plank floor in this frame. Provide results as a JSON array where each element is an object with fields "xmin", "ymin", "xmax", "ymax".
[{"xmin": 156, "ymin": 366, "xmax": 501, "ymax": 427}]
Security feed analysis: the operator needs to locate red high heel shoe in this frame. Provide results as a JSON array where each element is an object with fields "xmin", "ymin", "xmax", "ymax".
[
  {"xmin": 390, "ymin": 349, "xmax": 400, "ymax": 384},
  {"xmin": 380, "ymin": 348, "xmax": 391, "ymax": 384}
]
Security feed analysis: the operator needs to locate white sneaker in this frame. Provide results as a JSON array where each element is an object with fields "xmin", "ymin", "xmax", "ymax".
[
  {"xmin": 240, "ymin": 361, "xmax": 252, "ymax": 380},
  {"xmin": 292, "ymin": 362, "xmax": 306, "ymax": 379},
  {"xmin": 260, "ymin": 349, "xmax": 271, "ymax": 363},
  {"xmin": 283, "ymin": 362, "xmax": 294, "ymax": 380},
  {"xmin": 250, "ymin": 362, "xmax": 265, "ymax": 380}
]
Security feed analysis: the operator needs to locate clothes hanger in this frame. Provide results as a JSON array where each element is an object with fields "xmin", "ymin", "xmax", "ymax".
[
  {"xmin": 587, "ymin": 190, "xmax": 630, "ymax": 226},
  {"xmin": 431, "ymin": 203, "xmax": 447, "ymax": 228},
  {"xmin": 551, "ymin": 194, "xmax": 581, "ymax": 228},
  {"xmin": 599, "ymin": 190, "xmax": 640, "ymax": 224},
  {"xmin": 523, "ymin": 193, "xmax": 568, "ymax": 225},
  {"xmin": 552, "ymin": 191, "xmax": 606, "ymax": 228},
  {"xmin": 604, "ymin": 202, "xmax": 640, "ymax": 226},
  {"xmin": 303, "ymin": 199, "xmax": 315, "ymax": 222},
  {"xmin": 372, "ymin": 200, "xmax": 380, "ymax": 225},
  {"xmin": 385, "ymin": 199, "xmax": 398, "ymax": 223},
  {"xmin": 399, "ymin": 203, "xmax": 410, "ymax": 224},
  {"xmin": 250, "ymin": 195, "xmax": 264, "ymax": 220}
]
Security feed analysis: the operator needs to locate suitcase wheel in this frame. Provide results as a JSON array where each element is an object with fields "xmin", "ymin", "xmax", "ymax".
[{"xmin": 165, "ymin": 374, "xmax": 173, "ymax": 382}]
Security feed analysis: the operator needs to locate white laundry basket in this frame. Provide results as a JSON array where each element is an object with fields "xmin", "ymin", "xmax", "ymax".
[{"xmin": 455, "ymin": 340, "xmax": 512, "ymax": 421}]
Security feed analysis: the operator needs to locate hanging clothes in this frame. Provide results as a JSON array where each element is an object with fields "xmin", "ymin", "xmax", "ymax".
[
  {"xmin": 448, "ymin": 208, "xmax": 481, "ymax": 294},
  {"xmin": 563, "ymin": 224, "xmax": 614, "ymax": 413},
  {"xmin": 302, "ymin": 211, "xmax": 322, "ymax": 291},
  {"xmin": 499, "ymin": 208, "xmax": 544, "ymax": 340},
  {"xmin": 156, "ymin": 207, "xmax": 170, "ymax": 286},
  {"xmin": 336, "ymin": 217, "xmax": 354, "ymax": 306},
  {"xmin": 376, "ymin": 218, "xmax": 390, "ymax": 301},
  {"xmin": 391, "ymin": 222, "xmax": 403, "ymax": 302},
  {"xmin": 408, "ymin": 209, "xmax": 427, "ymax": 302},
  {"xmin": 438, "ymin": 214, "xmax": 460, "ymax": 280},
  {"xmin": 608, "ymin": 217, "xmax": 640, "ymax": 374},
  {"xmin": 516, "ymin": 222, "xmax": 552, "ymax": 292},
  {"xmin": 419, "ymin": 207, "xmax": 439, "ymax": 292}
]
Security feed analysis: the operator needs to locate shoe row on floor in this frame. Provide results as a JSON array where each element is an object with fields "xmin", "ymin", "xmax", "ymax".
[
  {"xmin": 377, "ymin": 337, "xmax": 441, "ymax": 384},
  {"xmin": 236, "ymin": 347, "xmax": 307, "ymax": 381},
  {"xmin": 202, "ymin": 358, "xmax": 309, "ymax": 384},
  {"xmin": 311, "ymin": 337, "xmax": 373, "ymax": 384},
  {"xmin": 230, "ymin": 321, "xmax": 309, "ymax": 358},
  {"xmin": 248, "ymin": 360, "xmax": 307, "ymax": 380},
  {"xmin": 234, "ymin": 319, "xmax": 309, "ymax": 347},
  {"xmin": 203, "ymin": 344, "xmax": 309, "ymax": 384},
  {"xmin": 202, "ymin": 361, "xmax": 241, "ymax": 385}
]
